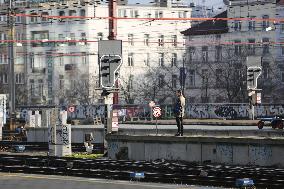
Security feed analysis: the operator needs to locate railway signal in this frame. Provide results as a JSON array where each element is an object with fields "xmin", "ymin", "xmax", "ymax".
[{"xmin": 247, "ymin": 66, "xmax": 262, "ymax": 90}]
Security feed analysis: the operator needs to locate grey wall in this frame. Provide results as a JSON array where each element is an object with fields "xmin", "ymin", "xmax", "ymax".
[
  {"xmin": 27, "ymin": 125, "xmax": 104, "ymax": 144},
  {"xmin": 106, "ymin": 135, "xmax": 284, "ymax": 167}
]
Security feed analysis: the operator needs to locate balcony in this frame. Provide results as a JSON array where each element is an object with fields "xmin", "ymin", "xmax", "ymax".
[
  {"xmin": 65, "ymin": 64, "xmax": 77, "ymax": 71},
  {"xmin": 32, "ymin": 67, "xmax": 46, "ymax": 74}
]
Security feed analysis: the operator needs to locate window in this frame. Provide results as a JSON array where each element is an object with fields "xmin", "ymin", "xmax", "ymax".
[
  {"xmin": 118, "ymin": 9, "xmax": 127, "ymax": 17},
  {"xmin": 30, "ymin": 53, "xmax": 34, "ymax": 68},
  {"xmin": 216, "ymin": 69, "xmax": 222, "ymax": 87},
  {"xmin": 80, "ymin": 32, "xmax": 87, "ymax": 45},
  {"xmin": 59, "ymin": 11, "xmax": 65, "ymax": 16},
  {"xmin": 188, "ymin": 47, "xmax": 195, "ymax": 62},
  {"xmin": 129, "ymin": 75, "xmax": 134, "ymax": 89},
  {"xmin": 158, "ymin": 75, "xmax": 165, "ymax": 88},
  {"xmin": 97, "ymin": 32, "xmax": 103, "ymax": 40},
  {"xmin": 38, "ymin": 79, "xmax": 44, "ymax": 96},
  {"xmin": 144, "ymin": 34, "xmax": 149, "ymax": 46},
  {"xmin": 155, "ymin": 11, "xmax": 163, "ymax": 18},
  {"xmin": 215, "ymin": 46, "xmax": 222, "ymax": 61},
  {"xmin": 262, "ymin": 15, "xmax": 269, "ymax": 30},
  {"xmin": 234, "ymin": 40, "xmax": 242, "ymax": 55},
  {"xmin": 262, "ymin": 38, "xmax": 269, "ymax": 54},
  {"xmin": 134, "ymin": 10, "xmax": 139, "ymax": 18},
  {"xmin": 144, "ymin": 53, "xmax": 149, "ymax": 66},
  {"xmin": 144, "ymin": 12, "xmax": 151, "ymax": 18},
  {"xmin": 16, "ymin": 16, "xmax": 21, "ymax": 23},
  {"xmin": 201, "ymin": 69, "xmax": 209, "ymax": 85},
  {"xmin": 15, "ymin": 73, "xmax": 24, "ymax": 84},
  {"xmin": 59, "ymin": 76, "xmax": 64, "ymax": 89},
  {"xmin": 178, "ymin": 11, "xmax": 187, "ymax": 18},
  {"xmin": 81, "ymin": 52, "xmax": 87, "ymax": 64},
  {"xmin": 30, "ymin": 13, "xmax": 38, "ymax": 23},
  {"xmin": 262, "ymin": 62, "xmax": 269, "ymax": 79},
  {"xmin": 172, "ymin": 75, "xmax": 177, "ymax": 88},
  {"xmin": 30, "ymin": 79, "xmax": 35, "ymax": 96},
  {"xmin": 202, "ymin": 46, "xmax": 208, "ymax": 62},
  {"xmin": 70, "ymin": 80, "xmax": 76, "ymax": 89},
  {"xmin": 16, "ymin": 32, "xmax": 22, "ymax": 40},
  {"xmin": 128, "ymin": 53, "xmax": 133, "ymax": 66},
  {"xmin": 248, "ymin": 17, "xmax": 256, "ymax": 31},
  {"xmin": 282, "ymin": 71, "xmax": 284, "ymax": 82},
  {"xmin": 41, "ymin": 12, "xmax": 49, "ymax": 22},
  {"xmin": 158, "ymin": 35, "xmax": 164, "ymax": 46},
  {"xmin": 171, "ymin": 53, "xmax": 177, "ymax": 67},
  {"xmin": 234, "ymin": 21, "xmax": 241, "ymax": 31},
  {"xmin": 216, "ymin": 34, "xmax": 221, "ymax": 40},
  {"xmin": 158, "ymin": 53, "xmax": 164, "ymax": 67},
  {"xmin": 31, "ymin": 31, "xmax": 49, "ymax": 47},
  {"xmin": 59, "ymin": 53, "xmax": 64, "ymax": 66},
  {"xmin": 281, "ymin": 46, "xmax": 284, "ymax": 56},
  {"xmin": 187, "ymin": 70, "xmax": 195, "ymax": 87},
  {"xmin": 69, "ymin": 10, "xmax": 76, "ymax": 16},
  {"xmin": 58, "ymin": 34, "xmax": 64, "ymax": 45},
  {"xmin": 2, "ymin": 73, "xmax": 8, "ymax": 84},
  {"xmin": 248, "ymin": 39, "xmax": 255, "ymax": 55},
  {"xmin": 69, "ymin": 33, "xmax": 76, "ymax": 46},
  {"xmin": 80, "ymin": 9, "xmax": 85, "ymax": 17},
  {"xmin": 171, "ymin": 35, "xmax": 177, "ymax": 47},
  {"xmin": 0, "ymin": 54, "xmax": 7, "ymax": 64},
  {"xmin": 128, "ymin": 34, "xmax": 134, "ymax": 46}
]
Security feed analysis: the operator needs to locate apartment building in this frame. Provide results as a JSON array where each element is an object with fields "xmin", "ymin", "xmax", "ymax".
[
  {"xmin": 20, "ymin": 0, "xmax": 192, "ymax": 105},
  {"xmin": 182, "ymin": 0, "xmax": 278, "ymax": 103}
]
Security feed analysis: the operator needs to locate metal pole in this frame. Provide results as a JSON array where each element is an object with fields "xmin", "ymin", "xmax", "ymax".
[
  {"xmin": 155, "ymin": 117, "xmax": 158, "ymax": 135},
  {"xmin": 252, "ymin": 105, "xmax": 255, "ymax": 120},
  {"xmin": 8, "ymin": 0, "xmax": 15, "ymax": 131}
]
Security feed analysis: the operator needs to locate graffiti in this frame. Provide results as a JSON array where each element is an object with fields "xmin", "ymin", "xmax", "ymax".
[
  {"xmin": 214, "ymin": 106, "xmax": 238, "ymax": 119},
  {"xmin": 13, "ymin": 104, "xmax": 284, "ymax": 120},
  {"xmin": 249, "ymin": 145, "xmax": 272, "ymax": 165},
  {"xmin": 61, "ymin": 125, "xmax": 69, "ymax": 145},
  {"xmin": 217, "ymin": 144, "xmax": 233, "ymax": 164}
]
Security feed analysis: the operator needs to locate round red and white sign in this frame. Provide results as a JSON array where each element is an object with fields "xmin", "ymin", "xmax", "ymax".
[
  {"xmin": 68, "ymin": 106, "xmax": 75, "ymax": 113},
  {"xmin": 153, "ymin": 107, "xmax": 161, "ymax": 118}
]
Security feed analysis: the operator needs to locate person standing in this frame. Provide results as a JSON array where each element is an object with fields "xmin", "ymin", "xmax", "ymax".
[{"xmin": 174, "ymin": 90, "xmax": 186, "ymax": 136}]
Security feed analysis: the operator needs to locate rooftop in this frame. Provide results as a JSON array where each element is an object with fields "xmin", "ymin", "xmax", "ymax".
[{"xmin": 181, "ymin": 11, "xmax": 228, "ymax": 36}]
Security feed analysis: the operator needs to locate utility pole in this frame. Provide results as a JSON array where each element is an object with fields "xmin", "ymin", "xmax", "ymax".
[
  {"xmin": 8, "ymin": 0, "xmax": 16, "ymax": 131},
  {"xmin": 108, "ymin": 0, "xmax": 119, "ymax": 104},
  {"xmin": 108, "ymin": 0, "xmax": 117, "ymax": 40}
]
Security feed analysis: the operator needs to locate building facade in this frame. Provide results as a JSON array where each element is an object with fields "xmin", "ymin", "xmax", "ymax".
[
  {"xmin": 182, "ymin": 0, "xmax": 279, "ymax": 103},
  {"xmin": 20, "ymin": 0, "xmax": 192, "ymax": 105}
]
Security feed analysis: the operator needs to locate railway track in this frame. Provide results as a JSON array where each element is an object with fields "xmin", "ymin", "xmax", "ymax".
[
  {"xmin": 0, "ymin": 141, "xmax": 104, "ymax": 153},
  {"xmin": 0, "ymin": 154, "xmax": 283, "ymax": 188}
]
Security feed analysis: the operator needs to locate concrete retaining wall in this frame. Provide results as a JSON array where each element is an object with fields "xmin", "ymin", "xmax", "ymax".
[
  {"xmin": 26, "ymin": 125, "xmax": 104, "ymax": 144},
  {"xmin": 106, "ymin": 135, "xmax": 284, "ymax": 167}
]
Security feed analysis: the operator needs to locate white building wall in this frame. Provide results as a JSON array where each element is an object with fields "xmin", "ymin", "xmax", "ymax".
[{"xmin": 24, "ymin": 2, "xmax": 192, "ymax": 105}]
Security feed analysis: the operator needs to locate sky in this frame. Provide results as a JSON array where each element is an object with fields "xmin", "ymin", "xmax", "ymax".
[{"xmin": 128, "ymin": 0, "xmax": 224, "ymax": 7}]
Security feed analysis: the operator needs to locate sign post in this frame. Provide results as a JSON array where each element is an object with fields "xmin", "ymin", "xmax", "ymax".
[{"xmin": 153, "ymin": 106, "xmax": 161, "ymax": 135}]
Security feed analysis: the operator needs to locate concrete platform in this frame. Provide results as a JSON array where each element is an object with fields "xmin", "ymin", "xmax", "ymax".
[
  {"xmin": 26, "ymin": 124, "xmax": 284, "ymax": 143},
  {"xmin": 106, "ymin": 134, "xmax": 284, "ymax": 167}
]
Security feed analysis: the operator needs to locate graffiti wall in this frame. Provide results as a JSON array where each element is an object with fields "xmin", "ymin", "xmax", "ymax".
[{"xmin": 14, "ymin": 104, "xmax": 284, "ymax": 121}]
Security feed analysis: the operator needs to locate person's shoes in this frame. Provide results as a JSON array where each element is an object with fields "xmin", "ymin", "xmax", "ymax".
[
  {"xmin": 175, "ymin": 133, "xmax": 180, "ymax": 136},
  {"xmin": 180, "ymin": 133, "xmax": 183, "ymax": 136}
]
